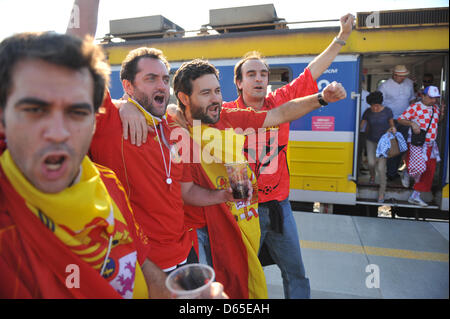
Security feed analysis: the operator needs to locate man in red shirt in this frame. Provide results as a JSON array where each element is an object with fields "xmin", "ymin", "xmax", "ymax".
[
  {"xmin": 219, "ymin": 14, "xmax": 354, "ymax": 298},
  {"xmin": 0, "ymin": 31, "xmax": 167, "ymax": 298},
  {"xmin": 171, "ymin": 59, "xmax": 346, "ymax": 298},
  {"xmin": 68, "ymin": 0, "xmax": 237, "ymax": 274}
]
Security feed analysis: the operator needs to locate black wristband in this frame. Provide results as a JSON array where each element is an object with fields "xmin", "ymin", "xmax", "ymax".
[{"xmin": 318, "ymin": 93, "xmax": 328, "ymax": 106}]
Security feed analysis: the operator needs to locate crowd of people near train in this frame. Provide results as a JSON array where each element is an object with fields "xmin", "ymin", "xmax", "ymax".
[
  {"xmin": 0, "ymin": 0, "xmax": 445, "ymax": 299},
  {"xmin": 360, "ymin": 64, "xmax": 446, "ymax": 206}
]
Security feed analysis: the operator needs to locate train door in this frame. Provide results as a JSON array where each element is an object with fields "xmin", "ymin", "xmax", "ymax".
[
  {"xmin": 356, "ymin": 52, "xmax": 449, "ymax": 217},
  {"xmin": 286, "ymin": 55, "xmax": 360, "ymax": 206}
]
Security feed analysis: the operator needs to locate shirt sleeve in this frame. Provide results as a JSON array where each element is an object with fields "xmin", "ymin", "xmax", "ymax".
[
  {"xmin": 95, "ymin": 91, "xmax": 117, "ymax": 135},
  {"xmin": 399, "ymin": 104, "xmax": 415, "ymax": 121},
  {"xmin": 362, "ymin": 108, "xmax": 370, "ymax": 121}
]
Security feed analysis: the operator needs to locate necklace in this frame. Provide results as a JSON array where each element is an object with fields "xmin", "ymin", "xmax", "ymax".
[
  {"xmin": 128, "ymin": 98, "xmax": 172, "ymax": 185},
  {"xmin": 154, "ymin": 121, "xmax": 172, "ymax": 185}
]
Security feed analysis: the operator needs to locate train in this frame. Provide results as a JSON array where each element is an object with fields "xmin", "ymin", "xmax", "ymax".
[{"xmin": 101, "ymin": 5, "xmax": 449, "ymax": 219}]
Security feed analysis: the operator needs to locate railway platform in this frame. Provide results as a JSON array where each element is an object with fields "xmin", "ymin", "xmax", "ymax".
[{"xmin": 264, "ymin": 210, "xmax": 449, "ymax": 299}]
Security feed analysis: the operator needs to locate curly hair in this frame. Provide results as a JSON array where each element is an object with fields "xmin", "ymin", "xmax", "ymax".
[
  {"xmin": 120, "ymin": 47, "xmax": 170, "ymax": 83},
  {"xmin": 366, "ymin": 90, "xmax": 384, "ymax": 106},
  {"xmin": 173, "ymin": 59, "xmax": 219, "ymax": 111}
]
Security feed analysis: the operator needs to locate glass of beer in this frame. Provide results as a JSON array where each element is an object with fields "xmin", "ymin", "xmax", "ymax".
[
  {"xmin": 165, "ymin": 263, "xmax": 215, "ymax": 299},
  {"xmin": 224, "ymin": 162, "xmax": 250, "ymax": 199}
]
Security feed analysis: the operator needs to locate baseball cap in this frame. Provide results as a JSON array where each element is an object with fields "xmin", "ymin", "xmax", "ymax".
[
  {"xmin": 393, "ymin": 65, "xmax": 410, "ymax": 76},
  {"xmin": 423, "ymin": 85, "xmax": 440, "ymax": 98}
]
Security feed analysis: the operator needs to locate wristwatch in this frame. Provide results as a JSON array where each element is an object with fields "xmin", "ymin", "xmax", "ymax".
[
  {"xmin": 318, "ymin": 93, "xmax": 328, "ymax": 106},
  {"xmin": 334, "ymin": 36, "xmax": 346, "ymax": 46}
]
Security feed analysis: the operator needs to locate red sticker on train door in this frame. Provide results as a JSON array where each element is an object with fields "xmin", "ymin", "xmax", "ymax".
[{"xmin": 312, "ymin": 116, "xmax": 335, "ymax": 131}]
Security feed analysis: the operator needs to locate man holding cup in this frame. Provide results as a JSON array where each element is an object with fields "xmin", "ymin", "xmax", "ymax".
[{"xmin": 169, "ymin": 59, "xmax": 347, "ymax": 299}]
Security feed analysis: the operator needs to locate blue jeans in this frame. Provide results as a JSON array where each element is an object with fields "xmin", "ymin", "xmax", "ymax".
[
  {"xmin": 259, "ymin": 198, "xmax": 310, "ymax": 299},
  {"xmin": 197, "ymin": 226, "xmax": 213, "ymax": 267}
]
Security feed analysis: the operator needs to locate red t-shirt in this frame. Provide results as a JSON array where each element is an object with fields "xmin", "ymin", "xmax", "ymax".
[
  {"xmin": 183, "ymin": 107, "xmax": 267, "ymax": 228},
  {"xmin": 89, "ymin": 94, "xmax": 192, "ymax": 269},
  {"xmin": 222, "ymin": 68, "xmax": 318, "ymax": 203}
]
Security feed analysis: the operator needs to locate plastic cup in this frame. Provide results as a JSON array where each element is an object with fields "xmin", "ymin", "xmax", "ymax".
[
  {"xmin": 224, "ymin": 162, "xmax": 250, "ymax": 199},
  {"xmin": 165, "ymin": 263, "xmax": 215, "ymax": 299}
]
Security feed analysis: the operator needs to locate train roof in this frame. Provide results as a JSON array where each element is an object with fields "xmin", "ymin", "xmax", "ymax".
[{"xmin": 102, "ymin": 6, "xmax": 449, "ymax": 65}]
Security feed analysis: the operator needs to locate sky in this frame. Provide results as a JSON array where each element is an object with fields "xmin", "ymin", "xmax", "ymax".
[{"xmin": 0, "ymin": 0, "xmax": 448, "ymax": 42}]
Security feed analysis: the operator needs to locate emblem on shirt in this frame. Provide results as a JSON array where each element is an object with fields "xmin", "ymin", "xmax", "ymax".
[{"xmin": 109, "ymin": 251, "xmax": 137, "ymax": 299}]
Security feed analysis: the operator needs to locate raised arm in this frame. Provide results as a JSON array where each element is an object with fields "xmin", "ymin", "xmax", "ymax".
[
  {"xmin": 263, "ymin": 81, "xmax": 347, "ymax": 128},
  {"xmin": 66, "ymin": 0, "xmax": 100, "ymax": 38},
  {"xmin": 307, "ymin": 13, "xmax": 354, "ymax": 81}
]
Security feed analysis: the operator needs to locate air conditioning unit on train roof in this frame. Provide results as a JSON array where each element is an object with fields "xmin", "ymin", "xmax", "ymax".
[
  {"xmin": 109, "ymin": 15, "xmax": 184, "ymax": 40},
  {"xmin": 209, "ymin": 3, "xmax": 288, "ymax": 33}
]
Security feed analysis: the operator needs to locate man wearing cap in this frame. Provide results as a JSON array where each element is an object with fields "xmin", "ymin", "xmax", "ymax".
[
  {"xmin": 398, "ymin": 86, "xmax": 446, "ymax": 206},
  {"xmin": 378, "ymin": 65, "xmax": 416, "ymax": 180}
]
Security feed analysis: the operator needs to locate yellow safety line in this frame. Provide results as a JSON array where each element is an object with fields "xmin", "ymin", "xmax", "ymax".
[{"xmin": 300, "ymin": 240, "xmax": 449, "ymax": 263}]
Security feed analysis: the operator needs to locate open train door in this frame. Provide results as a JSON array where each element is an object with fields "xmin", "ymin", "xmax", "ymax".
[{"xmin": 288, "ymin": 55, "xmax": 361, "ymax": 210}]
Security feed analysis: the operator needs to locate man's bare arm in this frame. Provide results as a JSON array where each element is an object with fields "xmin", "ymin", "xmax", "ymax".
[
  {"xmin": 141, "ymin": 259, "xmax": 171, "ymax": 299},
  {"xmin": 263, "ymin": 81, "xmax": 347, "ymax": 128},
  {"xmin": 180, "ymin": 182, "xmax": 236, "ymax": 206},
  {"xmin": 66, "ymin": 0, "xmax": 100, "ymax": 38},
  {"xmin": 307, "ymin": 13, "xmax": 354, "ymax": 81}
]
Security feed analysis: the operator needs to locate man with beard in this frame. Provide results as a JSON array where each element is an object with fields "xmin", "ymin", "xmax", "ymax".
[
  {"xmin": 89, "ymin": 47, "xmax": 240, "ymax": 273},
  {"xmin": 68, "ymin": 1, "xmax": 237, "ymax": 275},
  {"xmin": 221, "ymin": 13, "xmax": 354, "ymax": 299},
  {"xmin": 169, "ymin": 59, "xmax": 346, "ymax": 298}
]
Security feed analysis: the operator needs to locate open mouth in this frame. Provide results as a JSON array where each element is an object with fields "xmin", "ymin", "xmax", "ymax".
[
  {"xmin": 44, "ymin": 154, "xmax": 67, "ymax": 171},
  {"xmin": 207, "ymin": 104, "xmax": 221, "ymax": 115},
  {"xmin": 153, "ymin": 94, "xmax": 165, "ymax": 105}
]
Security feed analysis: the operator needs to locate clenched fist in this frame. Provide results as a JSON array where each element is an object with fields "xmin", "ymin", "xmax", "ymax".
[{"xmin": 322, "ymin": 81, "xmax": 347, "ymax": 103}]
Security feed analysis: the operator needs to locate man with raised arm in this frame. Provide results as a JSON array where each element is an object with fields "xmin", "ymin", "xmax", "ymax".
[
  {"xmin": 221, "ymin": 14, "xmax": 354, "ymax": 299},
  {"xmin": 68, "ymin": 0, "xmax": 237, "ymax": 276}
]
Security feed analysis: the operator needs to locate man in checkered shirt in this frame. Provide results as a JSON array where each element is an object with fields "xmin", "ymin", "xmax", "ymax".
[{"xmin": 398, "ymin": 86, "xmax": 446, "ymax": 207}]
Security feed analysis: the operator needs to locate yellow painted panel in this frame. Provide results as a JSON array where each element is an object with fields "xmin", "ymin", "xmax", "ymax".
[
  {"xmin": 443, "ymin": 184, "xmax": 449, "ymax": 199},
  {"xmin": 303, "ymin": 178, "xmax": 337, "ymax": 192},
  {"xmin": 287, "ymin": 141, "xmax": 355, "ymax": 194},
  {"xmin": 104, "ymin": 27, "xmax": 448, "ymax": 65}
]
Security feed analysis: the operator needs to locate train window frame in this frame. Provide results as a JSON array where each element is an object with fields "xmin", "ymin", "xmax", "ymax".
[{"xmin": 268, "ymin": 66, "xmax": 292, "ymax": 93}]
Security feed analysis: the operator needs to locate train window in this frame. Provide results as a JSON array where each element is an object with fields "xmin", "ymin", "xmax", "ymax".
[{"xmin": 268, "ymin": 67, "xmax": 291, "ymax": 93}]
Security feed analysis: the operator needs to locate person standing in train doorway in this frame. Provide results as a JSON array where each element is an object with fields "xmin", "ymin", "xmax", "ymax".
[
  {"xmin": 220, "ymin": 14, "xmax": 354, "ymax": 299},
  {"xmin": 398, "ymin": 86, "xmax": 446, "ymax": 207},
  {"xmin": 378, "ymin": 65, "xmax": 416, "ymax": 181}
]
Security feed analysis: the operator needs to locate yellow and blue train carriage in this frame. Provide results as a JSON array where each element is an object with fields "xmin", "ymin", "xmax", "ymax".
[{"xmin": 103, "ymin": 6, "xmax": 449, "ymax": 219}]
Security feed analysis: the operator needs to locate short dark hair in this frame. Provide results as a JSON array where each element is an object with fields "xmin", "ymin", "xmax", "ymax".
[
  {"xmin": 366, "ymin": 91, "xmax": 383, "ymax": 106},
  {"xmin": 120, "ymin": 47, "xmax": 170, "ymax": 83},
  {"xmin": 0, "ymin": 32, "xmax": 110, "ymax": 112},
  {"xmin": 234, "ymin": 51, "xmax": 269, "ymax": 96},
  {"xmin": 173, "ymin": 59, "xmax": 219, "ymax": 111}
]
